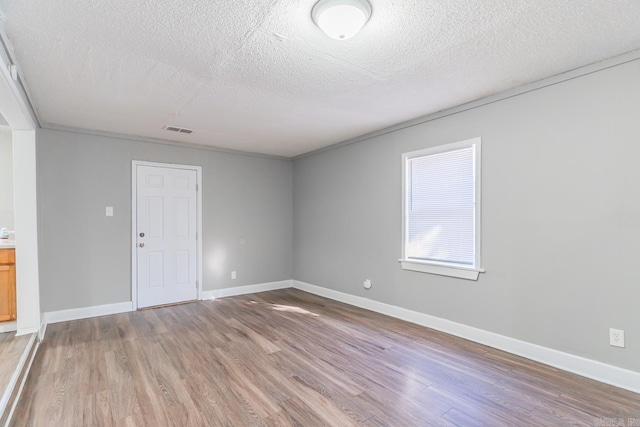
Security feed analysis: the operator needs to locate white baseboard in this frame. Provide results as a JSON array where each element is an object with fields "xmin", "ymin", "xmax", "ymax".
[
  {"xmin": 201, "ymin": 280, "xmax": 293, "ymax": 300},
  {"xmin": 38, "ymin": 316, "xmax": 47, "ymax": 341},
  {"xmin": 14, "ymin": 327, "xmax": 38, "ymax": 336},
  {"xmin": 0, "ymin": 322, "xmax": 16, "ymax": 333},
  {"xmin": 44, "ymin": 301, "xmax": 133, "ymax": 325},
  {"xmin": 42, "ymin": 280, "xmax": 293, "ymax": 326},
  {"xmin": 292, "ymin": 280, "xmax": 640, "ymax": 394}
]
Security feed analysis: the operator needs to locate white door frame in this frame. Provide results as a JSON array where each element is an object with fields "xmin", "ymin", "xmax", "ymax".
[{"xmin": 131, "ymin": 160, "xmax": 203, "ymax": 310}]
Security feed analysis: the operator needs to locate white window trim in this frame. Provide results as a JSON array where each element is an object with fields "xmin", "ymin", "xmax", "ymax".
[{"xmin": 399, "ymin": 137, "xmax": 485, "ymax": 281}]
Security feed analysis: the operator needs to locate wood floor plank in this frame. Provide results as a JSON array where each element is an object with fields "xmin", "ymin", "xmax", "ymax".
[
  {"xmin": 104, "ymin": 348, "xmax": 138, "ymax": 423},
  {"xmin": 283, "ymin": 379, "xmax": 359, "ymax": 427},
  {"xmin": 121, "ymin": 338, "xmax": 170, "ymax": 426},
  {"xmin": 266, "ymin": 396, "xmax": 326, "ymax": 427},
  {"xmin": 83, "ymin": 390, "xmax": 112, "ymax": 427},
  {"xmin": 9, "ymin": 289, "xmax": 640, "ymax": 426}
]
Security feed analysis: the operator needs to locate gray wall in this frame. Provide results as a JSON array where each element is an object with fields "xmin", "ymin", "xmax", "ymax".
[
  {"xmin": 0, "ymin": 126, "xmax": 14, "ymax": 229},
  {"xmin": 37, "ymin": 128, "xmax": 293, "ymax": 312},
  {"xmin": 293, "ymin": 59, "xmax": 640, "ymax": 372}
]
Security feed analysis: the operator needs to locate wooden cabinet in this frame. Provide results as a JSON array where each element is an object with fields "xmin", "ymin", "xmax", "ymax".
[{"xmin": 0, "ymin": 248, "xmax": 16, "ymax": 322}]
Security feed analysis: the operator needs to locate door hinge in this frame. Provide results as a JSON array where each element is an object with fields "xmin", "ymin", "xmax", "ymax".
[
  {"xmin": 196, "ymin": 280, "xmax": 199, "ymax": 289},
  {"xmin": 196, "ymin": 184, "xmax": 198, "ymax": 191},
  {"xmin": 195, "ymin": 231, "xmax": 198, "ymax": 240}
]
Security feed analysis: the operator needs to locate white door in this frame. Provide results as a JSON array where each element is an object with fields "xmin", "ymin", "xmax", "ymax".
[{"xmin": 136, "ymin": 165, "xmax": 198, "ymax": 308}]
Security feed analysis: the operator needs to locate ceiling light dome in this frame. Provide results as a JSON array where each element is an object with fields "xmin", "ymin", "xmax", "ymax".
[{"xmin": 312, "ymin": 0, "xmax": 372, "ymax": 40}]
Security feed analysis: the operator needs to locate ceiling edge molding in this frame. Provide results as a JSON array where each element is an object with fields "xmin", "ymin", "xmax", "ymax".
[
  {"xmin": 292, "ymin": 48, "xmax": 640, "ymax": 161},
  {"xmin": 40, "ymin": 123, "xmax": 292, "ymax": 161},
  {"xmin": 0, "ymin": 25, "xmax": 39, "ymax": 129}
]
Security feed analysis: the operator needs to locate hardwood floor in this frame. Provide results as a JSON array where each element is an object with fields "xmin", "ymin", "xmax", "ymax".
[{"xmin": 11, "ymin": 289, "xmax": 640, "ymax": 426}]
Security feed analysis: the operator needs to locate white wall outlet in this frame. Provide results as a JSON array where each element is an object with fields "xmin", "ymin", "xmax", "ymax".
[
  {"xmin": 609, "ymin": 328, "xmax": 625, "ymax": 348},
  {"xmin": 363, "ymin": 279, "xmax": 372, "ymax": 289},
  {"xmin": 231, "ymin": 271, "xmax": 237, "ymax": 280},
  {"xmin": 106, "ymin": 206, "xmax": 113, "ymax": 217}
]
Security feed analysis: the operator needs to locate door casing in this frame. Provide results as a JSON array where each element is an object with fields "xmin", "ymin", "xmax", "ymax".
[{"xmin": 131, "ymin": 160, "xmax": 203, "ymax": 309}]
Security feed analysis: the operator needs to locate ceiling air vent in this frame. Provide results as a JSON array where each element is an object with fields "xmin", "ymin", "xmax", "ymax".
[{"xmin": 163, "ymin": 125, "xmax": 194, "ymax": 134}]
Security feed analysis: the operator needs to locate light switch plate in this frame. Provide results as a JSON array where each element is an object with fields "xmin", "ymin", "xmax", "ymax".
[{"xmin": 106, "ymin": 207, "xmax": 113, "ymax": 217}]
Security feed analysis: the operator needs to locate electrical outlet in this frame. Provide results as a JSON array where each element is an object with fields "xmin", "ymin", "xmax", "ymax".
[
  {"xmin": 609, "ymin": 328, "xmax": 625, "ymax": 348},
  {"xmin": 231, "ymin": 271, "xmax": 237, "ymax": 280},
  {"xmin": 106, "ymin": 206, "xmax": 113, "ymax": 217}
]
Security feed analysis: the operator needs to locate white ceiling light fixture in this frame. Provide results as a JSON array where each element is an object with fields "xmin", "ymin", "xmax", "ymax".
[{"xmin": 312, "ymin": 0, "xmax": 372, "ymax": 40}]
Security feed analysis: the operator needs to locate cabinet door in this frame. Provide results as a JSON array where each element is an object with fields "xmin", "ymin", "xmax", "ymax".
[{"xmin": 0, "ymin": 264, "xmax": 16, "ymax": 322}]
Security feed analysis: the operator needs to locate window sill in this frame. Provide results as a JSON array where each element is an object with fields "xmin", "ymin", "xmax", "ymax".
[{"xmin": 399, "ymin": 259, "xmax": 485, "ymax": 281}]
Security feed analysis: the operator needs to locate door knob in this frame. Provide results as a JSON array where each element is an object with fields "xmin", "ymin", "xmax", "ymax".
[
  {"xmin": 139, "ymin": 232, "xmax": 145, "ymax": 237},
  {"xmin": 139, "ymin": 243, "xmax": 145, "ymax": 248}
]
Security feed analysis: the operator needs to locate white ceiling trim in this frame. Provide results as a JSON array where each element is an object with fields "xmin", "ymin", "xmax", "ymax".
[
  {"xmin": 293, "ymin": 48, "xmax": 640, "ymax": 160},
  {"xmin": 41, "ymin": 123, "xmax": 291, "ymax": 160}
]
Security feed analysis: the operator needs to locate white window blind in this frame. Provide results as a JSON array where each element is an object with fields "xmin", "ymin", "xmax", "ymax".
[{"xmin": 404, "ymin": 142, "xmax": 478, "ymax": 270}]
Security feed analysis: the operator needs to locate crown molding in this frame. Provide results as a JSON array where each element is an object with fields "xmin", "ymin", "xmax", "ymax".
[
  {"xmin": 40, "ymin": 123, "xmax": 292, "ymax": 161},
  {"xmin": 293, "ymin": 49, "xmax": 640, "ymax": 160}
]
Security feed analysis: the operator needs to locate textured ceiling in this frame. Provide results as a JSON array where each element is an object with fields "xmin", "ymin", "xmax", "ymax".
[{"xmin": 2, "ymin": 1, "xmax": 640, "ymax": 157}]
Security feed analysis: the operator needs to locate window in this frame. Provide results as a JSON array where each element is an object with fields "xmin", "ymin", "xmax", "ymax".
[{"xmin": 400, "ymin": 138, "xmax": 484, "ymax": 280}]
